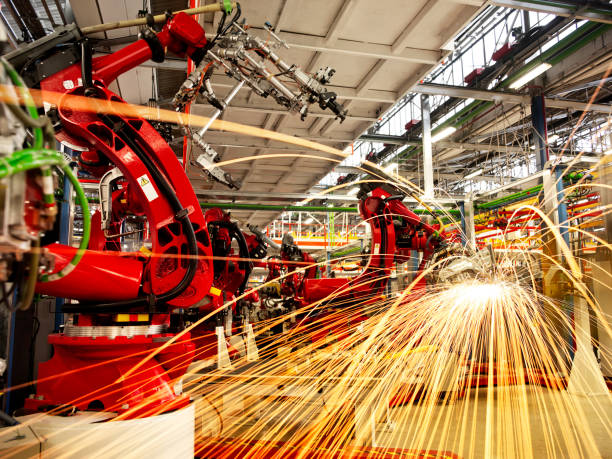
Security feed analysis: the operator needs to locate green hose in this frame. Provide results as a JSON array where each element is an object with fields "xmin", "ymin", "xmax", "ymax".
[
  {"xmin": 39, "ymin": 163, "xmax": 90, "ymax": 282},
  {"xmin": 1, "ymin": 58, "xmax": 44, "ymax": 149}
]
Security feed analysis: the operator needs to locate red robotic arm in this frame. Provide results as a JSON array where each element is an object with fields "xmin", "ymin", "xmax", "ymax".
[
  {"xmin": 303, "ymin": 184, "xmax": 446, "ymax": 304},
  {"xmin": 35, "ymin": 12, "xmax": 215, "ymax": 311}
]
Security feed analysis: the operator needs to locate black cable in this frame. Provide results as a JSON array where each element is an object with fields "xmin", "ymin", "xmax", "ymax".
[
  {"xmin": 65, "ymin": 114, "xmax": 199, "ymax": 313},
  {"xmin": 221, "ymin": 3, "xmax": 241, "ymax": 36},
  {"xmin": 209, "ymin": 220, "xmax": 252, "ymax": 294}
]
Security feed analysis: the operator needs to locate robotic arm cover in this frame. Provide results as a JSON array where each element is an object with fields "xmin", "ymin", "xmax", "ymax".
[{"xmin": 35, "ymin": 13, "xmax": 215, "ymax": 310}]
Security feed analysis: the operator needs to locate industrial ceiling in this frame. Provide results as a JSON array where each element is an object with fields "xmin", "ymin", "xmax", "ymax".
[{"xmin": 65, "ymin": 0, "xmax": 488, "ymax": 227}]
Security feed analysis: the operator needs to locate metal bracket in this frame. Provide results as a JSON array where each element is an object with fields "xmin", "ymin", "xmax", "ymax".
[{"xmin": 98, "ymin": 167, "xmax": 124, "ymax": 233}]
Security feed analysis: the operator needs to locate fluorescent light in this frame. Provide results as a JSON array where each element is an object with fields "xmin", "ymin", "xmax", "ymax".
[
  {"xmin": 431, "ymin": 126, "xmax": 457, "ymax": 143},
  {"xmin": 383, "ymin": 162, "xmax": 397, "ymax": 174},
  {"xmin": 347, "ymin": 187, "xmax": 359, "ymax": 196},
  {"xmin": 563, "ymin": 155, "xmax": 600, "ymax": 164},
  {"xmin": 547, "ymin": 134, "xmax": 559, "ymax": 143},
  {"xmin": 304, "ymin": 217, "xmax": 314, "ymax": 224},
  {"xmin": 509, "ymin": 63, "xmax": 551, "ymax": 89},
  {"xmin": 464, "ymin": 168, "xmax": 483, "ymax": 180}
]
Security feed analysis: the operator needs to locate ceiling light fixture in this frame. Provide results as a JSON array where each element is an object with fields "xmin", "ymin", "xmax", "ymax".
[
  {"xmin": 464, "ymin": 168, "xmax": 484, "ymax": 180},
  {"xmin": 431, "ymin": 126, "xmax": 457, "ymax": 143},
  {"xmin": 509, "ymin": 62, "xmax": 552, "ymax": 89}
]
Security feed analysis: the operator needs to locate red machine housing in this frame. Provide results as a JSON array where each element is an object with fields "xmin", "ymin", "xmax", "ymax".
[
  {"xmin": 28, "ymin": 12, "xmax": 218, "ymax": 417},
  {"xmin": 303, "ymin": 186, "xmax": 442, "ymax": 305},
  {"xmin": 36, "ymin": 14, "xmax": 214, "ymax": 307},
  {"xmin": 26, "ymin": 332, "xmax": 195, "ymax": 417}
]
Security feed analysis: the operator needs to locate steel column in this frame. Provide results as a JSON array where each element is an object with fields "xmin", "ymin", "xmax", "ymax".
[
  {"xmin": 531, "ymin": 90, "xmax": 549, "ymax": 171},
  {"xmin": 464, "ymin": 195, "xmax": 476, "ymax": 249},
  {"xmin": 420, "ymin": 95, "xmax": 434, "ymax": 199},
  {"xmin": 593, "ymin": 155, "xmax": 612, "ymax": 377}
]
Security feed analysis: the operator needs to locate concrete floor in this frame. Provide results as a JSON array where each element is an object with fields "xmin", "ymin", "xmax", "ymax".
[
  {"xmin": 377, "ymin": 387, "xmax": 612, "ymax": 459},
  {"xmin": 195, "ymin": 370, "xmax": 611, "ymax": 458}
]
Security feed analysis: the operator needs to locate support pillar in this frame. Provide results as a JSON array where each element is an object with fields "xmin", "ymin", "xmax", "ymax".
[
  {"xmin": 593, "ymin": 155, "xmax": 612, "ymax": 378},
  {"xmin": 567, "ymin": 296, "xmax": 608, "ymax": 396},
  {"xmin": 542, "ymin": 166, "xmax": 574, "ymax": 361},
  {"xmin": 420, "ymin": 95, "xmax": 434, "ymax": 200},
  {"xmin": 535, "ymin": 72, "xmax": 573, "ymax": 364},
  {"xmin": 463, "ymin": 195, "xmax": 476, "ymax": 250},
  {"xmin": 531, "ymin": 90, "xmax": 549, "ymax": 171}
]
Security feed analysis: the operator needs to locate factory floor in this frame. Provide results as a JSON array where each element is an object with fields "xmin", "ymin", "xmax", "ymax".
[
  {"xmin": 377, "ymin": 387, "xmax": 612, "ymax": 459},
  {"xmin": 196, "ymin": 369, "xmax": 611, "ymax": 458}
]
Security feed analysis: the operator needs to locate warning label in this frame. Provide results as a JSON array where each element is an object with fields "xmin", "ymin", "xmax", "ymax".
[{"xmin": 137, "ymin": 174, "xmax": 159, "ymax": 202}]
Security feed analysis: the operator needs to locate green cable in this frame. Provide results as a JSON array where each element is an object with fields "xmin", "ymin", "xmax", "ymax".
[
  {"xmin": 0, "ymin": 148, "xmax": 63, "ymax": 178},
  {"xmin": 39, "ymin": 163, "xmax": 90, "ymax": 283},
  {"xmin": 1, "ymin": 59, "xmax": 44, "ymax": 149},
  {"xmin": 0, "ymin": 148, "xmax": 91, "ymax": 282}
]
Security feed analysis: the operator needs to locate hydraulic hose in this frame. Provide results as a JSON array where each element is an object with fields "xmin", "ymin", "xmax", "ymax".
[{"xmin": 64, "ymin": 114, "xmax": 199, "ymax": 312}]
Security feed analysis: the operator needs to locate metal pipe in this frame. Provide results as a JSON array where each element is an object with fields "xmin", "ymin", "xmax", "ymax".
[
  {"xmin": 199, "ymin": 201, "xmax": 461, "ymax": 216},
  {"xmin": 200, "ymin": 202, "xmax": 358, "ymax": 213},
  {"xmin": 80, "ymin": 2, "xmax": 236, "ymax": 35},
  {"xmin": 476, "ymin": 170, "xmax": 546, "ymax": 198},
  {"xmin": 197, "ymin": 80, "xmax": 244, "ymax": 136}
]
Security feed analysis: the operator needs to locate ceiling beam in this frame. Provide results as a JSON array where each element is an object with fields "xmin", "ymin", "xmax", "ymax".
[
  {"xmin": 412, "ymin": 83, "xmax": 612, "ymax": 113},
  {"xmin": 391, "ymin": 0, "xmax": 440, "ymax": 54},
  {"xmin": 192, "ymin": 103, "xmax": 377, "ymax": 122},
  {"xmin": 198, "ymin": 132, "xmax": 344, "ymax": 151},
  {"xmin": 226, "ymin": 163, "xmax": 329, "ymax": 175},
  {"xmin": 206, "ymin": 142, "xmax": 309, "ymax": 153},
  {"xmin": 490, "ymin": 0, "xmax": 612, "ymax": 25},
  {"xmin": 306, "ymin": 0, "xmax": 357, "ymax": 74},
  {"xmin": 273, "ymin": 0, "xmax": 292, "ymax": 32},
  {"xmin": 359, "ymin": 133, "xmax": 525, "ymax": 152},
  {"xmin": 204, "ymin": 129, "xmax": 354, "ymax": 144},
  {"xmin": 263, "ymin": 29, "xmax": 443, "ymax": 64},
  {"xmin": 195, "ymin": 188, "xmax": 460, "ymax": 204},
  {"xmin": 334, "ymin": 165, "xmax": 516, "ymax": 184}
]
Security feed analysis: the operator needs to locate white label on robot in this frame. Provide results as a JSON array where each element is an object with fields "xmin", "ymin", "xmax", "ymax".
[
  {"xmin": 373, "ymin": 243, "xmax": 380, "ymax": 255},
  {"xmin": 63, "ymin": 80, "xmax": 74, "ymax": 89},
  {"xmin": 137, "ymin": 174, "xmax": 158, "ymax": 201}
]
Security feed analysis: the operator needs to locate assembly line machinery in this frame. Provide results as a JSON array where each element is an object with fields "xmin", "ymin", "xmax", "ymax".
[{"xmin": 0, "ymin": 2, "xmax": 498, "ymax": 456}]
